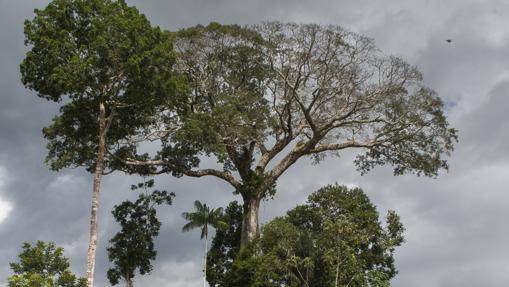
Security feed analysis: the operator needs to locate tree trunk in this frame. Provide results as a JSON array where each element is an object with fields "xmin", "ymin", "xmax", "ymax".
[
  {"xmin": 86, "ymin": 103, "xmax": 107, "ymax": 287},
  {"xmin": 240, "ymin": 195, "xmax": 262, "ymax": 248},
  {"xmin": 126, "ymin": 270, "xmax": 132, "ymax": 287},
  {"xmin": 204, "ymin": 234, "xmax": 208, "ymax": 287}
]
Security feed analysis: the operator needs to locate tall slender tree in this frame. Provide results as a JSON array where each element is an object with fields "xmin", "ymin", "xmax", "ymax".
[
  {"xmin": 20, "ymin": 1, "xmax": 185, "ymax": 286},
  {"xmin": 122, "ymin": 22, "xmax": 457, "ymax": 247},
  {"xmin": 182, "ymin": 201, "xmax": 228, "ymax": 287}
]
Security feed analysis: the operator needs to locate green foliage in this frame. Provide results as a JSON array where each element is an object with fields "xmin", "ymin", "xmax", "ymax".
[
  {"xmin": 106, "ymin": 180, "xmax": 174, "ymax": 286},
  {"xmin": 21, "ymin": 0, "xmax": 187, "ymax": 172},
  {"xmin": 8, "ymin": 241, "xmax": 86, "ymax": 287},
  {"xmin": 181, "ymin": 200, "xmax": 228, "ymax": 239},
  {"xmin": 209, "ymin": 184, "xmax": 405, "ymax": 287},
  {"xmin": 282, "ymin": 184, "xmax": 404, "ymax": 286},
  {"xmin": 206, "ymin": 201, "xmax": 243, "ymax": 286}
]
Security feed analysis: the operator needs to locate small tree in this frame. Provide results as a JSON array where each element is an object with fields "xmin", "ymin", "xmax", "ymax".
[
  {"xmin": 107, "ymin": 180, "xmax": 174, "ymax": 287},
  {"xmin": 182, "ymin": 201, "xmax": 228, "ymax": 287},
  {"xmin": 21, "ymin": 1, "xmax": 184, "ymax": 285},
  {"xmin": 206, "ymin": 201, "xmax": 243, "ymax": 287},
  {"xmin": 122, "ymin": 22, "xmax": 457, "ymax": 247},
  {"xmin": 8, "ymin": 241, "xmax": 86, "ymax": 287}
]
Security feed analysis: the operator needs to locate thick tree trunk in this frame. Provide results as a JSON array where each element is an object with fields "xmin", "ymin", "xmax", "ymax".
[
  {"xmin": 240, "ymin": 195, "xmax": 262, "ymax": 248},
  {"xmin": 86, "ymin": 103, "xmax": 107, "ymax": 287}
]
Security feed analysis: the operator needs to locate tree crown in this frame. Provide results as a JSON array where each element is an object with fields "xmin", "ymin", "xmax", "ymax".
[
  {"xmin": 21, "ymin": 0, "xmax": 187, "ymax": 172},
  {"xmin": 224, "ymin": 184, "xmax": 404, "ymax": 286},
  {"xmin": 107, "ymin": 180, "xmax": 175, "ymax": 286},
  {"xmin": 123, "ymin": 22, "xmax": 457, "ymax": 197},
  {"xmin": 8, "ymin": 241, "xmax": 86, "ymax": 287},
  {"xmin": 182, "ymin": 200, "xmax": 228, "ymax": 239}
]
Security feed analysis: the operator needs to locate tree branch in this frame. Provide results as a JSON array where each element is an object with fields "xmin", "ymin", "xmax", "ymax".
[
  {"xmin": 119, "ymin": 157, "xmax": 241, "ymax": 189},
  {"xmin": 306, "ymin": 140, "xmax": 381, "ymax": 154}
]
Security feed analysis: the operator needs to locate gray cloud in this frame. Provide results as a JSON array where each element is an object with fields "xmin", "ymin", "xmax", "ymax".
[{"xmin": 1, "ymin": 0, "xmax": 509, "ymax": 286}]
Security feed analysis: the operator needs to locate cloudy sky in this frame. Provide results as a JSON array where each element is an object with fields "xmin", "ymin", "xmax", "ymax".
[{"xmin": 1, "ymin": 0, "xmax": 509, "ymax": 286}]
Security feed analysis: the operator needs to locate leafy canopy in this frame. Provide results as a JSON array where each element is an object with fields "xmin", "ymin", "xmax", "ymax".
[
  {"xmin": 21, "ymin": 0, "xmax": 187, "ymax": 172},
  {"xmin": 212, "ymin": 185, "xmax": 404, "ymax": 287},
  {"xmin": 8, "ymin": 241, "xmax": 86, "ymax": 287}
]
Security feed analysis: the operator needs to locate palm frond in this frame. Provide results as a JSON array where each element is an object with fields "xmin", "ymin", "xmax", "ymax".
[
  {"xmin": 182, "ymin": 212, "xmax": 194, "ymax": 220},
  {"xmin": 214, "ymin": 220, "xmax": 229, "ymax": 231},
  {"xmin": 182, "ymin": 221, "xmax": 203, "ymax": 232},
  {"xmin": 200, "ymin": 225, "xmax": 208, "ymax": 239},
  {"xmin": 194, "ymin": 200, "xmax": 203, "ymax": 211},
  {"xmin": 182, "ymin": 201, "xmax": 227, "ymax": 239},
  {"xmin": 211, "ymin": 207, "xmax": 224, "ymax": 219}
]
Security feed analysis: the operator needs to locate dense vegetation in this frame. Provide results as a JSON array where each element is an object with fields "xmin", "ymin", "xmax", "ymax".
[{"xmin": 207, "ymin": 185, "xmax": 404, "ymax": 287}]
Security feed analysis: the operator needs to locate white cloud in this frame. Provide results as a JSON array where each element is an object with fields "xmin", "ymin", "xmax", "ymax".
[
  {"xmin": 0, "ymin": 166, "xmax": 12, "ymax": 224},
  {"xmin": 0, "ymin": 200, "xmax": 11, "ymax": 224}
]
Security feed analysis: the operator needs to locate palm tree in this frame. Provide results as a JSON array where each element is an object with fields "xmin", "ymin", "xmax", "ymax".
[{"xmin": 182, "ymin": 201, "xmax": 228, "ymax": 287}]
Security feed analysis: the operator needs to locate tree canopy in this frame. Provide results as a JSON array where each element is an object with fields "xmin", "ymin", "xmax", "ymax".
[
  {"xmin": 219, "ymin": 184, "xmax": 404, "ymax": 287},
  {"xmin": 166, "ymin": 22, "xmax": 457, "ymax": 179},
  {"xmin": 123, "ymin": 22, "xmax": 457, "ymax": 246},
  {"xmin": 182, "ymin": 200, "xmax": 228, "ymax": 239},
  {"xmin": 8, "ymin": 241, "xmax": 86, "ymax": 287},
  {"xmin": 21, "ymin": 0, "xmax": 186, "ymax": 173}
]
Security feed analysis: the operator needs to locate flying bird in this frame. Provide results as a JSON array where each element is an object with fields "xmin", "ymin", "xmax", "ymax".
[{"xmin": 446, "ymin": 39, "xmax": 452, "ymax": 43}]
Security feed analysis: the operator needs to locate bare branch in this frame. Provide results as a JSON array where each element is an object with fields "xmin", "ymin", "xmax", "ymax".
[{"xmin": 307, "ymin": 140, "xmax": 381, "ymax": 154}]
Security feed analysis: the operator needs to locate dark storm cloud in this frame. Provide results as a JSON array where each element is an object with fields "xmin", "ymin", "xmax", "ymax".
[{"xmin": 1, "ymin": 0, "xmax": 509, "ymax": 287}]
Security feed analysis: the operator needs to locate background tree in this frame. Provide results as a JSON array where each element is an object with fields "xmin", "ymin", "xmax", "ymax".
[
  {"xmin": 206, "ymin": 201, "xmax": 243, "ymax": 287},
  {"xmin": 20, "ymin": 1, "xmax": 185, "ymax": 285},
  {"xmin": 8, "ymin": 241, "xmax": 86, "ymax": 287},
  {"xmin": 107, "ymin": 180, "xmax": 174, "ymax": 287},
  {"xmin": 122, "ymin": 22, "xmax": 457, "ymax": 247},
  {"xmin": 182, "ymin": 200, "xmax": 228, "ymax": 287},
  {"xmin": 224, "ymin": 184, "xmax": 404, "ymax": 287}
]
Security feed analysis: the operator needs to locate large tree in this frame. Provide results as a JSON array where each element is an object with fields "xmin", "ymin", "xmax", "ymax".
[
  {"xmin": 20, "ymin": 1, "xmax": 184, "ymax": 286},
  {"xmin": 123, "ymin": 22, "xmax": 457, "ymax": 247}
]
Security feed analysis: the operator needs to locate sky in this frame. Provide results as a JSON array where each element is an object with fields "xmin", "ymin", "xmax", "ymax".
[{"xmin": 1, "ymin": 0, "xmax": 509, "ymax": 286}]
